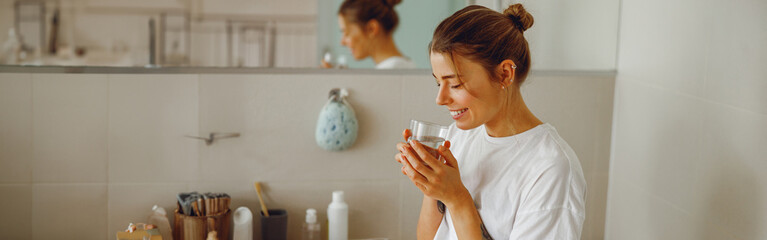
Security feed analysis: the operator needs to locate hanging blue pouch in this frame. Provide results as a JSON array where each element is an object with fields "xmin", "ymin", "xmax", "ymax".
[{"xmin": 315, "ymin": 88, "xmax": 358, "ymax": 151}]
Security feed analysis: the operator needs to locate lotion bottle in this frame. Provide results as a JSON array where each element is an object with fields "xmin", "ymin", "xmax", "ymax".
[{"xmin": 327, "ymin": 191, "xmax": 348, "ymax": 240}]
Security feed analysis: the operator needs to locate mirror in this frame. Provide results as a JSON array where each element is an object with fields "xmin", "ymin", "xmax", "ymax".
[{"xmin": 0, "ymin": 0, "xmax": 618, "ymax": 70}]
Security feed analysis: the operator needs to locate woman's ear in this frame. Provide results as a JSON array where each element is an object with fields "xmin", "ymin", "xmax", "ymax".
[
  {"xmin": 365, "ymin": 20, "xmax": 381, "ymax": 37},
  {"xmin": 498, "ymin": 59, "xmax": 516, "ymax": 88}
]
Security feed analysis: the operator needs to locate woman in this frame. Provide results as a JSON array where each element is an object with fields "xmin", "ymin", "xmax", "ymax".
[
  {"xmin": 395, "ymin": 4, "xmax": 586, "ymax": 239},
  {"xmin": 322, "ymin": 0, "xmax": 416, "ymax": 69}
]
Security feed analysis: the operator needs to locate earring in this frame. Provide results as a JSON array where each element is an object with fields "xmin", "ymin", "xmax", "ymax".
[{"xmin": 512, "ymin": 65, "xmax": 517, "ymax": 69}]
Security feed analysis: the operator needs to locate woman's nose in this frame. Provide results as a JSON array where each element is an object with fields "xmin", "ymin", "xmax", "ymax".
[{"xmin": 435, "ymin": 87, "xmax": 450, "ymax": 106}]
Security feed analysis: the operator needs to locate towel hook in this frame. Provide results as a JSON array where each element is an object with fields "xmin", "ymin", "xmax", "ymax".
[{"xmin": 185, "ymin": 132, "xmax": 241, "ymax": 146}]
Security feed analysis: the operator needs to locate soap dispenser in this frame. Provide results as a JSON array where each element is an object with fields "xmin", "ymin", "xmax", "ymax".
[{"xmin": 302, "ymin": 208, "xmax": 321, "ymax": 240}]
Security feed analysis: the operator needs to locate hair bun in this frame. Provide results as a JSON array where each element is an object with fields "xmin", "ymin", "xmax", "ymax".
[
  {"xmin": 383, "ymin": 0, "xmax": 402, "ymax": 7},
  {"xmin": 503, "ymin": 4, "xmax": 534, "ymax": 32}
]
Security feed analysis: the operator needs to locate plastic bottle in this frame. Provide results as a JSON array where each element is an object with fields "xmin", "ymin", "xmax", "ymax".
[
  {"xmin": 1, "ymin": 28, "xmax": 21, "ymax": 64},
  {"xmin": 148, "ymin": 205, "xmax": 173, "ymax": 240},
  {"xmin": 327, "ymin": 191, "xmax": 348, "ymax": 240},
  {"xmin": 302, "ymin": 208, "xmax": 321, "ymax": 240},
  {"xmin": 233, "ymin": 206, "xmax": 253, "ymax": 240}
]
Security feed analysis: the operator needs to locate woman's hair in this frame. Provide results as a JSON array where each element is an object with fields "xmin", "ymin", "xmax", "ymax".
[
  {"xmin": 338, "ymin": 0, "xmax": 402, "ymax": 34},
  {"xmin": 430, "ymin": 4, "xmax": 534, "ymax": 85}
]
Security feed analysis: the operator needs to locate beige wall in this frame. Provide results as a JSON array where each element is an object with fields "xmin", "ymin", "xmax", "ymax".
[
  {"xmin": 0, "ymin": 70, "xmax": 613, "ymax": 240},
  {"xmin": 605, "ymin": 0, "xmax": 767, "ymax": 239}
]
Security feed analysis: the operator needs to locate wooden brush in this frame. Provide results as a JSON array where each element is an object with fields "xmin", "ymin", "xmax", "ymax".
[{"xmin": 254, "ymin": 182, "xmax": 270, "ymax": 217}]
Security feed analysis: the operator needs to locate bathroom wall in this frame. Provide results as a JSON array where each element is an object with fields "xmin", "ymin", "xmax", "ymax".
[
  {"xmin": 0, "ymin": 70, "xmax": 614, "ymax": 240},
  {"xmin": 604, "ymin": 0, "xmax": 767, "ymax": 239}
]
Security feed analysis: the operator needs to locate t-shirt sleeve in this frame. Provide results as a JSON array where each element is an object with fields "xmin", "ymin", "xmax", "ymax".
[
  {"xmin": 507, "ymin": 208, "xmax": 583, "ymax": 239},
  {"xmin": 507, "ymin": 156, "xmax": 585, "ymax": 239}
]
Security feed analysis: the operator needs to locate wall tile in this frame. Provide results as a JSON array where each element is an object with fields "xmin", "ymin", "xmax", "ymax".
[
  {"xmin": 604, "ymin": 177, "xmax": 713, "ymax": 240},
  {"xmin": 198, "ymin": 74, "xmax": 402, "ymax": 182},
  {"xmin": 32, "ymin": 184, "xmax": 107, "ymax": 240},
  {"xmin": 616, "ymin": 0, "xmax": 713, "ymax": 96},
  {"xmin": 32, "ymin": 74, "xmax": 108, "ymax": 183},
  {"xmin": 696, "ymin": 102, "xmax": 767, "ymax": 239},
  {"xmin": 399, "ymin": 178, "xmax": 422, "ymax": 240},
  {"xmin": 702, "ymin": 0, "xmax": 767, "ymax": 115},
  {"xmin": 585, "ymin": 172, "xmax": 609, "ymax": 240},
  {"xmin": 107, "ymin": 183, "xmax": 189, "ymax": 239},
  {"xmin": 0, "ymin": 184, "xmax": 32, "ymax": 239},
  {"xmin": 608, "ymin": 80, "xmax": 703, "ymax": 208},
  {"xmin": 400, "ymin": 74, "xmax": 451, "ymax": 127},
  {"xmin": 0, "ymin": 73, "xmax": 32, "ymax": 183},
  {"xmin": 108, "ymin": 74, "xmax": 199, "ymax": 183}
]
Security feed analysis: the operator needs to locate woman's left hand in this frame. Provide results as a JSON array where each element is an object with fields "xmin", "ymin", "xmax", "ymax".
[{"xmin": 398, "ymin": 139, "xmax": 471, "ymax": 206}]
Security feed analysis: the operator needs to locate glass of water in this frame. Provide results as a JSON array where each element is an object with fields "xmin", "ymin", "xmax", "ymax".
[{"xmin": 409, "ymin": 120, "xmax": 448, "ymax": 158}]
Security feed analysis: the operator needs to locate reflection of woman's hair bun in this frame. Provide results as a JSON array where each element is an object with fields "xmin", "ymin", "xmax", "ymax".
[
  {"xmin": 383, "ymin": 0, "xmax": 402, "ymax": 7},
  {"xmin": 339, "ymin": 0, "xmax": 401, "ymax": 34},
  {"xmin": 503, "ymin": 4, "xmax": 534, "ymax": 32}
]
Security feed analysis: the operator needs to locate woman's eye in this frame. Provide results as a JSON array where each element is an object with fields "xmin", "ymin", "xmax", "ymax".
[{"xmin": 450, "ymin": 84, "xmax": 463, "ymax": 89}]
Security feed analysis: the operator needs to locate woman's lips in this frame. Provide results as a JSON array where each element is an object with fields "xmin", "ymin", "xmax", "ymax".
[{"xmin": 450, "ymin": 108, "xmax": 468, "ymax": 120}]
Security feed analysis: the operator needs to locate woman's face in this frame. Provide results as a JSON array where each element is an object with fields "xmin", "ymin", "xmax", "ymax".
[
  {"xmin": 338, "ymin": 15, "xmax": 371, "ymax": 60},
  {"xmin": 431, "ymin": 52, "xmax": 505, "ymax": 130}
]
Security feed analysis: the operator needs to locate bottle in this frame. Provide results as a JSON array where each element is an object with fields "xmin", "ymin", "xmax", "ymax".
[
  {"xmin": 147, "ymin": 205, "xmax": 173, "ymax": 240},
  {"xmin": 1, "ymin": 28, "xmax": 21, "ymax": 64},
  {"xmin": 327, "ymin": 191, "xmax": 348, "ymax": 240},
  {"xmin": 302, "ymin": 208, "xmax": 321, "ymax": 240},
  {"xmin": 233, "ymin": 206, "xmax": 253, "ymax": 240}
]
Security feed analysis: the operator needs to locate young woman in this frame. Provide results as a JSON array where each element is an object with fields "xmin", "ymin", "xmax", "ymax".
[
  {"xmin": 395, "ymin": 4, "xmax": 586, "ymax": 239},
  {"xmin": 322, "ymin": 0, "xmax": 416, "ymax": 69}
]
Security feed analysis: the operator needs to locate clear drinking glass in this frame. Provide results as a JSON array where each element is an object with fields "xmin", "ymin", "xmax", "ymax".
[{"xmin": 409, "ymin": 120, "xmax": 448, "ymax": 158}]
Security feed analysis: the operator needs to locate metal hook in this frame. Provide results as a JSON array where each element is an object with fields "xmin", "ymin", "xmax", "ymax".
[{"xmin": 185, "ymin": 132, "xmax": 241, "ymax": 146}]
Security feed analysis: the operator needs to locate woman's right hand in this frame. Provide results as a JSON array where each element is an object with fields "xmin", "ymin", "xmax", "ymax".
[{"xmin": 395, "ymin": 129, "xmax": 413, "ymax": 176}]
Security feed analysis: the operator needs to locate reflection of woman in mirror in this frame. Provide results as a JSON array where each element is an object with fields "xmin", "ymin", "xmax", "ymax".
[
  {"xmin": 322, "ymin": 0, "xmax": 416, "ymax": 69},
  {"xmin": 395, "ymin": 4, "xmax": 586, "ymax": 239}
]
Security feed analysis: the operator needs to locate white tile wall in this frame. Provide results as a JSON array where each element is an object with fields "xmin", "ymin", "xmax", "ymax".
[
  {"xmin": 0, "ymin": 74, "xmax": 32, "ymax": 183},
  {"xmin": 702, "ymin": 0, "xmax": 767, "ymax": 115},
  {"xmin": 399, "ymin": 178, "xmax": 424, "ymax": 239},
  {"xmin": 606, "ymin": 0, "xmax": 767, "ymax": 238},
  {"xmin": 696, "ymin": 102, "xmax": 767, "ymax": 239},
  {"xmin": 0, "ymin": 71, "xmax": 613, "ymax": 240},
  {"xmin": 32, "ymin": 184, "xmax": 108, "ymax": 240},
  {"xmin": 608, "ymin": 80, "xmax": 704, "ymax": 207},
  {"xmin": 198, "ymin": 74, "xmax": 403, "ymax": 183},
  {"xmin": 615, "ymin": 0, "xmax": 713, "ymax": 97},
  {"xmin": 108, "ymin": 74, "xmax": 199, "ymax": 183},
  {"xmin": 0, "ymin": 184, "xmax": 32, "ymax": 239},
  {"xmin": 32, "ymin": 74, "xmax": 109, "ymax": 183}
]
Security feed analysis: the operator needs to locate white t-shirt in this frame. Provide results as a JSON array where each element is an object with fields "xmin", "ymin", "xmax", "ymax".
[
  {"xmin": 433, "ymin": 123, "xmax": 586, "ymax": 240},
  {"xmin": 375, "ymin": 56, "xmax": 417, "ymax": 69}
]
